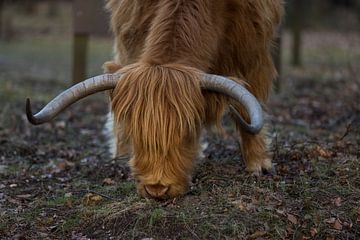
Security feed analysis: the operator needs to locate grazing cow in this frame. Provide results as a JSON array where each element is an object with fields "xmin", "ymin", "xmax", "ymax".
[{"xmin": 26, "ymin": 0, "xmax": 283, "ymax": 199}]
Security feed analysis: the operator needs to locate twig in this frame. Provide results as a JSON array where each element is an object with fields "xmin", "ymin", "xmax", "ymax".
[
  {"xmin": 78, "ymin": 189, "xmax": 122, "ymax": 201},
  {"xmin": 114, "ymin": 155, "xmax": 131, "ymax": 161},
  {"xmin": 338, "ymin": 120, "xmax": 354, "ymax": 141},
  {"xmin": 182, "ymin": 214, "xmax": 201, "ymax": 240}
]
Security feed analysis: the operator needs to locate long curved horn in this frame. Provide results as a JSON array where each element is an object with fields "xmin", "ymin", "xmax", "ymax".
[
  {"xmin": 26, "ymin": 73, "xmax": 121, "ymax": 125},
  {"xmin": 27, "ymin": 72, "xmax": 263, "ymax": 133},
  {"xmin": 201, "ymin": 74, "xmax": 263, "ymax": 134}
]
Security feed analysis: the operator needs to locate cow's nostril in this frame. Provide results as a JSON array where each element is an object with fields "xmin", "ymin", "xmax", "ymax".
[{"xmin": 144, "ymin": 184, "xmax": 169, "ymax": 198}]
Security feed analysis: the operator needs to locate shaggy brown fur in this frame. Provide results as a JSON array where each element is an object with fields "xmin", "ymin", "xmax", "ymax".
[{"xmin": 104, "ymin": 0, "xmax": 283, "ymax": 198}]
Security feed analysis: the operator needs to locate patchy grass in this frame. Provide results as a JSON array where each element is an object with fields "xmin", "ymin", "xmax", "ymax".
[{"xmin": 0, "ymin": 3, "xmax": 359, "ymax": 240}]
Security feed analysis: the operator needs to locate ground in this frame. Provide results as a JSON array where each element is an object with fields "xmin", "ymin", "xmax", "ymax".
[{"xmin": 0, "ymin": 4, "xmax": 359, "ymax": 240}]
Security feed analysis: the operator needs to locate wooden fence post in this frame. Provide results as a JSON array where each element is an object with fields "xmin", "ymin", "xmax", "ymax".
[
  {"xmin": 47, "ymin": 1, "xmax": 59, "ymax": 18},
  {"xmin": 72, "ymin": 33, "xmax": 89, "ymax": 84},
  {"xmin": 24, "ymin": 0, "xmax": 37, "ymax": 15},
  {"xmin": 73, "ymin": 0, "xmax": 109, "ymax": 84},
  {"xmin": 290, "ymin": 0, "xmax": 304, "ymax": 67},
  {"xmin": 0, "ymin": 0, "xmax": 3, "ymax": 38},
  {"xmin": 1, "ymin": 0, "xmax": 14, "ymax": 42}
]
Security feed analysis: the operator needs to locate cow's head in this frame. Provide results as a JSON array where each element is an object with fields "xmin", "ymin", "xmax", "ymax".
[{"xmin": 26, "ymin": 65, "xmax": 263, "ymax": 199}]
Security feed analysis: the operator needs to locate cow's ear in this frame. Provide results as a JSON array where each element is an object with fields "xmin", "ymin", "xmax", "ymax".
[{"xmin": 103, "ymin": 61, "xmax": 123, "ymax": 74}]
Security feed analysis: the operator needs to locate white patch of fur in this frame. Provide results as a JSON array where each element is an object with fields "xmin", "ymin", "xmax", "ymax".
[
  {"xmin": 196, "ymin": 130, "xmax": 208, "ymax": 164},
  {"xmin": 103, "ymin": 111, "xmax": 117, "ymax": 158},
  {"xmin": 198, "ymin": 140, "xmax": 208, "ymax": 159}
]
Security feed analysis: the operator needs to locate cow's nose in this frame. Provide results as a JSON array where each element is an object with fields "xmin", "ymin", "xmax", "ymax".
[{"xmin": 144, "ymin": 184, "xmax": 169, "ymax": 198}]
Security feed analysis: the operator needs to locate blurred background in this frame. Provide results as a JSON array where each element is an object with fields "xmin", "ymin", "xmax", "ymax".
[{"xmin": 0, "ymin": 0, "xmax": 359, "ymax": 96}]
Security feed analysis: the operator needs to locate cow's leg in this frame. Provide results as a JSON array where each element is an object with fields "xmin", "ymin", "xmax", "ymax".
[
  {"xmin": 230, "ymin": 103, "xmax": 272, "ymax": 175},
  {"xmin": 239, "ymin": 127, "xmax": 272, "ymax": 174}
]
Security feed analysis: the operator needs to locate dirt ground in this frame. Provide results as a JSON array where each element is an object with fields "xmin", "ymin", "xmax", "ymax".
[{"xmin": 0, "ymin": 4, "xmax": 359, "ymax": 240}]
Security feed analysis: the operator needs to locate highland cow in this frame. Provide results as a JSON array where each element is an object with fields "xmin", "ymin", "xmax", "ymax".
[{"xmin": 26, "ymin": 0, "xmax": 283, "ymax": 199}]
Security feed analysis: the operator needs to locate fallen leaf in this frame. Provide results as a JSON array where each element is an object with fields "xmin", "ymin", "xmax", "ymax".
[
  {"xmin": 310, "ymin": 228, "xmax": 318, "ymax": 237},
  {"xmin": 231, "ymin": 200, "xmax": 246, "ymax": 211},
  {"xmin": 103, "ymin": 178, "xmax": 116, "ymax": 185},
  {"xmin": 36, "ymin": 149, "xmax": 46, "ymax": 156},
  {"xmin": 324, "ymin": 217, "xmax": 336, "ymax": 224},
  {"xmin": 314, "ymin": 145, "xmax": 334, "ymax": 158},
  {"xmin": 55, "ymin": 121, "xmax": 66, "ymax": 128},
  {"xmin": 332, "ymin": 197, "xmax": 342, "ymax": 207},
  {"xmin": 287, "ymin": 213, "xmax": 298, "ymax": 225},
  {"xmin": 83, "ymin": 193, "xmax": 103, "ymax": 206},
  {"xmin": 41, "ymin": 217, "xmax": 55, "ymax": 225},
  {"xmin": 286, "ymin": 226, "xmax": 293, "ymax": 234},
  {"xmin": 66, "ymin": 199, "xmax": 73, "ymax": 208},
  {"xmin": 12, "ymin": 234, "xmax": 27, "ymax": 240},
  {"xmin": 249, "ymin": 230, "xmax": 267, "ymax": 239},
  {"xmin": 57, "ymin": 160, "xmax": 75, "ymax": 171},
  {"xmin": 231, "ymin": 200, "xmax": 254, "ymax": 212},
  {"xmin": 7, "ymin": 197, "xmax": 22, "ymax": 205},
  {"xmin": 276, "ymin": 209, "xmax": 285, "ymax": 216},
  {"xmin": 333, "ymin": 219, "xmax": 343, "ymax": 230},
  {"xmin": 65, "ymin": 192, "xmax": 73, "ymax": 198},
  {"xmin": 71, "ymin": 232, "xmax": 90, "ymax": 240},
  {"xmin": 325, "ymin": 217, "xmax": 343, "ymax": 230},
  {"xmin": 342, "ymin": 221, "xmax": 352, "ymax": 228},
  {"xmin": 16, "ymin": 194, "xmax": 32, "ymax": 199}
]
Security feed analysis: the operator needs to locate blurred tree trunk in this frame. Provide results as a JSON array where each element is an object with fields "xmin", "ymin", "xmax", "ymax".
[
  {"xmin": 0, "ymin": 0, "xmax": 3, "ymax": 39},
  {"xmin": 289, "ymin": 0, "xmax": 305, "ymax": 67},
  {"xmin": 3, "ymin": 14, "xmax": 14, "ymax": 42},
  {"xmin": 24, "ymin": 0, "xmax": 37, "ymax": 15},
  {"xmin": 1, "ymin": 0, "xmax": 14, "ymax": 42},
  {"xmin": 47, "ymin": 1, "xmax": 59, "ymax": 18},
  {"xmin": 72, "ymin": 34, "xmax": 89, "ymax": 84}
]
